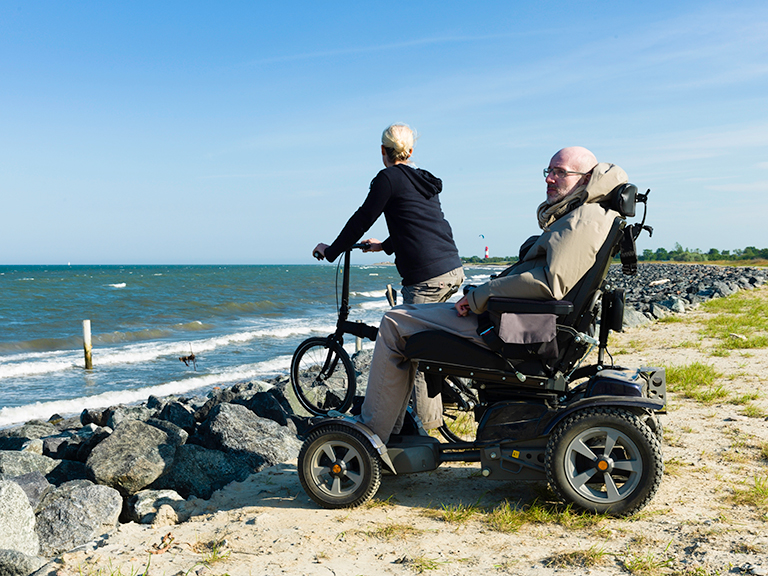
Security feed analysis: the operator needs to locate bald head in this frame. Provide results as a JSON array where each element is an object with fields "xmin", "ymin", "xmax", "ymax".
[{"xmin": 545, "ymin": 146, "xmax": 598, "ymax": 204}]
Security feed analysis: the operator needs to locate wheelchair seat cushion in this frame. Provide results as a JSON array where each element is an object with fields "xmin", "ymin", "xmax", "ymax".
[{"xmin": 405, "ymin": 330, "xmax": 508, "ymax": 371}]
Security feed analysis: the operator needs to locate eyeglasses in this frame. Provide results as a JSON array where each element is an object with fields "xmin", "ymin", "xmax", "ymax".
[{"xmin": 543, "ymin": 167, "xmax": 588, "ymax": 179}]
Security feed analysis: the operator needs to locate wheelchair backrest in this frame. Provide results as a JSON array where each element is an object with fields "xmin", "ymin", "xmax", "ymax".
[{"xmin": 551, "ymin": 184, "xmax": 638, "ymax": 374}]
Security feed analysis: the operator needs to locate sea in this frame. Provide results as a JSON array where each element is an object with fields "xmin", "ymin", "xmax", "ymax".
[{"xmin": 0, "ymin": 264, "xmax": 495, "ymax": 429}]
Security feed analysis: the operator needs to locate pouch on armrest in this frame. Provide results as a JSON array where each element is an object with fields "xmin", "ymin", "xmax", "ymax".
[{"xmin": 479, "ymin": 298, "xmax": 574, "ymax": 359}]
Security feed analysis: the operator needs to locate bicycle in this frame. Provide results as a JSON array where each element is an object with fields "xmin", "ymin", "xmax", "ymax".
[
  {"xmin": 291, "ymin": 244, "xmax": 479, "ymax": 442},
  {"xmin": 290, "ymin": 244, "xmax": 379, "ymax": 415}
]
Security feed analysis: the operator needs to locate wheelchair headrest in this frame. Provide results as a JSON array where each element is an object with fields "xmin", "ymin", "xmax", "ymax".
[{"xmin": 607, "ymin": 183, "xmax": 637, "ymax": 218}]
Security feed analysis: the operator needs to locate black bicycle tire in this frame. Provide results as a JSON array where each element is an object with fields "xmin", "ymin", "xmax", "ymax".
[{"xmin": 290, "ymin": 337, "xmax": 356, "ymax": 415}]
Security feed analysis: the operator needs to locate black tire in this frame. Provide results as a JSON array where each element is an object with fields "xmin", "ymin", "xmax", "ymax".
[
  {"xmin": 438, "ymin": 376, "xmax": 479, "ymax": 443},
  {"xmin": 545, "ymin": 407, "xmax": 663, "ymax": 516},
  {"xmin": 291, "ymin": 337, "xmax": 356, "ymax": 416},
  {"xmin": 298, "ymin": 424, "xmax": 382, "ymax": 508}
]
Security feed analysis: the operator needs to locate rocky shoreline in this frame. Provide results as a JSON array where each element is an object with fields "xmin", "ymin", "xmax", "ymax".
[{"xmin": 0, "ymin": 263, "xmax": 765, "ymax": 576}]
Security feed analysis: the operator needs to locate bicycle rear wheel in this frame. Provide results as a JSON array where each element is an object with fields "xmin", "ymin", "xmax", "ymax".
[
  {"xmin": 291, "ymin": 337, "xmax": 356, "ymax": 416},
  {"xmin": 438, "ymin": 376, "xmax": 479, "ymax": 443}
]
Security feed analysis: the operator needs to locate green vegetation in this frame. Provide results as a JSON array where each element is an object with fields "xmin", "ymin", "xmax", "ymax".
[
  {"xmin": 462, "ymin": 244, "xmax": 768, "ymax": 265},
  {"xmin": 461, "ymin": 255, "xmax": 518, "ymax": 264},
  {"xmin": 638, "ymin": 243, "xmax": 768, "ymax": 263}
]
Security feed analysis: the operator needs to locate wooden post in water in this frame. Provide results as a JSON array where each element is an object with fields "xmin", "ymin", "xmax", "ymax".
[{"xmin": 83, "ymin": 320, "xmax": 93, "ymax": 370}]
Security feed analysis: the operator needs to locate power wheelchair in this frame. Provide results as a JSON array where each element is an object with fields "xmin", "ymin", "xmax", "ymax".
[{"xmin": 297, "ymin": 183, "xmax": 666, "ymax": 516}]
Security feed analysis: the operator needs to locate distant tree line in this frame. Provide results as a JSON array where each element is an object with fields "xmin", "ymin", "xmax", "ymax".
[
  {"xmin": 638, "ymin": 244, "xmax": 768, "ymax": 262},
  {"xmin": 461, "ymin": 244, "xmax": 767, "ymax": 265}
]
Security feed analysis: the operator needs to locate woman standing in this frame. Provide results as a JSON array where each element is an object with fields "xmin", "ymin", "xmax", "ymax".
[{"xmin": 312, "ymin": 123, "xmax": 464, "ymax": 428}]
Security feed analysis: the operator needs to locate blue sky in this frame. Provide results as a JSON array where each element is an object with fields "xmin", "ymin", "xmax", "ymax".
[{"xmin": 2, "ymin": 1, "xmax": 767, "ymax": 265}]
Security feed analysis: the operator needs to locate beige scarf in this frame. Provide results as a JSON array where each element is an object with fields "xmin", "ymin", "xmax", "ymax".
[{"xmin": 536, "ymin": 185, "xmax": 588, "ymax": 231}]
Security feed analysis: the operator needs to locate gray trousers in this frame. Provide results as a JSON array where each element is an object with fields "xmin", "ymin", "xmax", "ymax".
[
  {"xmin": 359, "ymin": 302, "xmax": 484, "ymax": 443},
  {"xmin": 401, "ymin": 266, "xmax": 465, "ymax": 429}
]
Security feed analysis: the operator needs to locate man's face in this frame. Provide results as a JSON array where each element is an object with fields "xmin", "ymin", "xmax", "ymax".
[{"xmin": 545, "ymin": 153, "xmax": 589, "ymax": 204}]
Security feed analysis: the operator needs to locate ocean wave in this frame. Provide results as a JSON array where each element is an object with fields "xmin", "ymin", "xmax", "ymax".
[
  {"xmin": 0, "ymin": 320, "xmax": 341, "ymax": 379},
  {"xmin": 350, "ymin": 290, "xmax": 387, "ymax": 298},
  {"xmin": 107, "ymin": 283, "xmax": 127, "ymax": 289},
  {"xmin": 0, "ymin": 355, "xmax": 296, "ymax": 428}
]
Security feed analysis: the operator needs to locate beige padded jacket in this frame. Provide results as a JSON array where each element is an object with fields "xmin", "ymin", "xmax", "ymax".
[{"xmin": 466, "ymin": 163, "xmax": 628, "ymax": 314}]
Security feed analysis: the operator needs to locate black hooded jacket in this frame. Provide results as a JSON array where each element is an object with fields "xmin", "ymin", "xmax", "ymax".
[{"xmin": 324, "ymin": 164, "xmax": 462, "ymax": 286}]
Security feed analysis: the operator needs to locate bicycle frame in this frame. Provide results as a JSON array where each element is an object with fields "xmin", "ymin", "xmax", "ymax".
[{"xmin": 332, "ymin": 244, "xmax": 379, "ymax": 344}]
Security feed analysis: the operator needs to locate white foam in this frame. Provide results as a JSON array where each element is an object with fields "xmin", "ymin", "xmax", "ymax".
[
  {"xmin": 107, "ymin": 283, "xmax": 127, "ymax": 288},
  {"xmin": 0, "ymin": 355, "xmax": 295, "ymax": 428}
]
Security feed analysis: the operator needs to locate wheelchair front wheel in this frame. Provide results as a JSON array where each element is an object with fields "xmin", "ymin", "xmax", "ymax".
[
  {"xmin": 291, "ymin": 337, "xmax": 356, "ymax": 416},
  {"xmin": 545, "ymin": 407, "xmax": 663, "ymax": 516},
  {"xmin": 298, "ymin": 424, "xmax": 381, "ymax": 508}
]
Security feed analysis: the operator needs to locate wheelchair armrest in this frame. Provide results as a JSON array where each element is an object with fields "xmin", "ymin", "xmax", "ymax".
[{"xmin": 487, "ymin": 298, "xmax": 574, "ymax": 316}]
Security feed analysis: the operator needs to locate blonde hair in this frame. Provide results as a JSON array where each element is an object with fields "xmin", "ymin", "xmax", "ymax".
[{"xmin": 381, "ymin": 123, "xmax": 415, "ymax": 162}]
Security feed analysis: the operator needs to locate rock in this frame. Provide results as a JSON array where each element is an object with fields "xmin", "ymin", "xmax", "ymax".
[
  {"xmin": 197, "ymin": 403, "xmax": 301, "ymax": 473},
  {"xmin": 104, "ymin": 405, "xmax": 154, "ymax": 429},
  {"xmin": 4, "ymin": 472, "xmax": 52, "ymax": 511},
  {"xmin": 0, "ymin": 452, "xmax": 58, "ymax": 478},
  {"xmin": 35, "ymin": 480, "xmax": 122, "ymax": 557},
  {"xmin": 236, "ymin": 391, "xmax": 290, "ymax": 427},
  {"xmin": 0, "ymin": 480, "xmax": 40, "ymax": 556},
  {"xmin": 157, "ymin": 401, "xmax": 196, "ymax": 433},
  {"xmin": 127, "ymin": 489, "xmax": 189, "ymax": 524},
  {"xmin": 86, "ymin": 420, "xmax": 180, "ymax": 496},
  {"xmin": 149, "ymin": 443, "xmax": 250, "ymax": 499},
  {"xmin": 46, "ymin": 460, "xmax": 88, "ymax": 487},
  {"xmin": 146, "ymin": 418, "xmax": 189, "ymax": 446},
  {"xmin": 80, "ymin": 408, "xmax": 108, "ymax": 427},
  {"xmin": 0, "ymin": 549, "xmax": 48, "ymax": 576},
  {"xmin": 0, "ymin": 421, "xmax": 59, "ymax": 442},
  {"xmin": 622, "ymin": 306, "xmax": 651, "ymax": 329}
]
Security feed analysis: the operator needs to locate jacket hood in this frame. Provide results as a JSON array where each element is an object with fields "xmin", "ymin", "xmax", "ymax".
[
  {"xmin": 584, "ymin": 162, "xmax": 628, "ymax": 204},
  {"xmin": 394, "ymin": 164, "xmax": 442, "ymax": 199}
]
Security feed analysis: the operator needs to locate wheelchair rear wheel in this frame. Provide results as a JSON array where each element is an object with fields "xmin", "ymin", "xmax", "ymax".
[
  {"xmin": 291, "ymin": 337, "xmax": 356, "ymax": 416},
  {"xmin": 298, "ymin": 424, "xmax": 381, "ymax": 508},
  {"xmin": 545, "ymin": 407, "xmax": 663, "ymax": 516}
]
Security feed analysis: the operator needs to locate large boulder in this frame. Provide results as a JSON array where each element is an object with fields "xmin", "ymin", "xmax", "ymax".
[
  {"xmin": 149, "ymin": 443, "xmax": 250, "ymax": 499},
  {"xmin": 0, "ymin": 452, "xmax": 57, "ymax": 478},
  {"xmin": 0, "ymin": 421, "xmax": 59, "ymax": 442},
  {"xmin": 0, "ymin": 480, "xmax": 40, "ymax": 556},
  {"xmin": 86, "ymin": 420, "xmax": 180, "ymax": 496},
  {"xmin": 197, "ymin": 403, "xmax": 300, "ymax": 472},
  {"xmin": 35, "ymin": 480, "xmax": 122, "ymax": 557}
]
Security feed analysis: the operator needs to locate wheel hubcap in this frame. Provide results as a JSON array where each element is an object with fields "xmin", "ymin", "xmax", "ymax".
[{"xmin": 564, "ymin": 426, "xmax": 643, "ymax": 504}]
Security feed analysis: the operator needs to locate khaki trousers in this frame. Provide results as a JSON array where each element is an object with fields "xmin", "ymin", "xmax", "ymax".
[
  {"xmin": 401, "ymin": 266, "xmax": 465, "ymax": 429},
  {"xmin": 358, "ymin": 303, "xmax": 485, "ymax": 443}
]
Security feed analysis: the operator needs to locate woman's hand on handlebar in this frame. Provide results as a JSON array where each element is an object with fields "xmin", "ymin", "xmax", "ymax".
[
  {"xmin": 361, "ymin": 238, "xmax": 383, "ymax": 253},
  {"xmin": 313, "ymin": 243, "xmax": 329, "ymax": 260},
  {"xmin": 455, "ymin": 296, "xmax": 472, "ymax": 317}
]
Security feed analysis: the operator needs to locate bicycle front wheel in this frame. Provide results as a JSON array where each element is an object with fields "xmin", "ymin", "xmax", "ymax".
[{"xmin": 291, "ymin": 337, "xmax": 356, "ymax": 416}]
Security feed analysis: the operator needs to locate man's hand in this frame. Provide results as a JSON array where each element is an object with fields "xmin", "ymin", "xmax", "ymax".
[
  {"xmin": 361, "ymin": 238, "xmax": 384, "ymax": 252},
  {"xmin": 455, "ymin": 296, "xmax": 472, "ymax": 317},
  {"xmin": 313, "ymin": 243, "xmax": 329, "ymax": 260}
]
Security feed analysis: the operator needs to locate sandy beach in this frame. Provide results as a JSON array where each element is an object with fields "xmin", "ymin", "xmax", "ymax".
[{"xmin": 39, "ymin": 293, "xmax": 768, "ymax": 576}]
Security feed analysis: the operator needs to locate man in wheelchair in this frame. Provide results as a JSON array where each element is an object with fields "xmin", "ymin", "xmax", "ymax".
[{"xmin": 358, "ymin": 146, "xmax": 626, "ymax": 444}]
